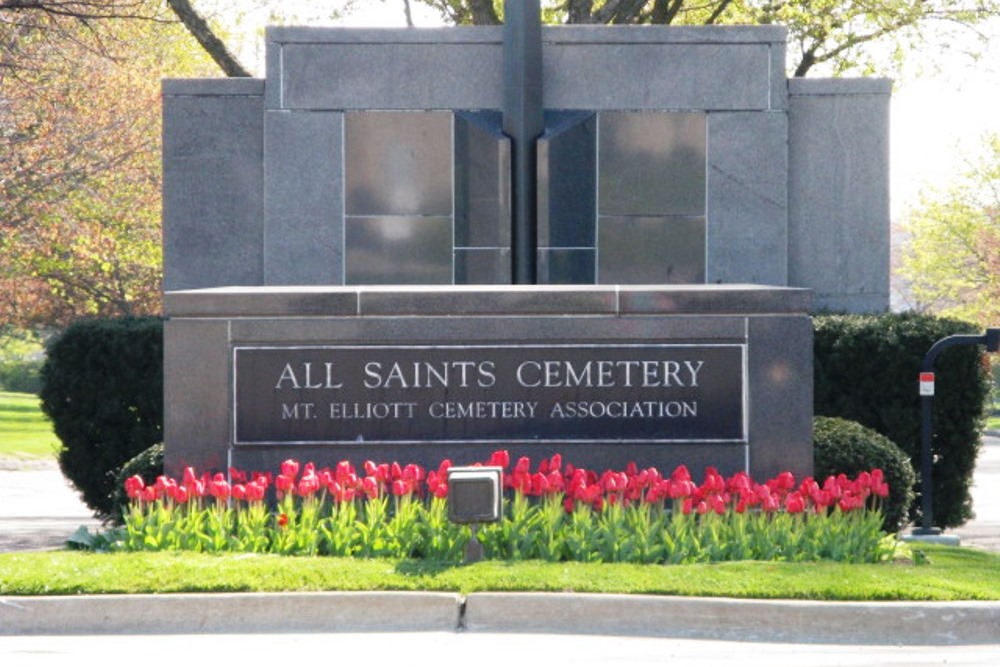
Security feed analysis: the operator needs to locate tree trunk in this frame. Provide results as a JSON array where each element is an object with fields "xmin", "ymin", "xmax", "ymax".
[{"xmin": 165, "ymin": 0, "xmax": 250, "ymax": 77}]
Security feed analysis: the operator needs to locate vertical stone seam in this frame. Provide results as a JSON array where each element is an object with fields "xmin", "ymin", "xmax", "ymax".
[{"xmin": 457, "ymin": 596, "xmax": 468, "ymax": 631}]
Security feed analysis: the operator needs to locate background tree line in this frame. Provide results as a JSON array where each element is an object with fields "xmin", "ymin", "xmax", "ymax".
[{"xmin": 2, "ymin": 0, "xmax": 998, "ymax": 330}]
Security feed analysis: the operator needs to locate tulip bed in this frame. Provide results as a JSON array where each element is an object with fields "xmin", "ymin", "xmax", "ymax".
[{"xmin": 120, "ymin": 451, "xmax": 895, "ymax": 564}]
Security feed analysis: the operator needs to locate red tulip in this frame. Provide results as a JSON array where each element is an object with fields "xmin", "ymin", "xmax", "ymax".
[
  {"xmin": 246, "ymin": 481, "xmax": 265, "ymax": 502},
  {"xmin": 336, "ymin": 460, "xmax": 354, "ymax": 482},
  {"xmin": 403, "ymin": 463, "xmax": 425, "ymax": 482},
  {"xmin": 297, "ymin": 473, "xmax": 320, "ymax": 497},
  {"xmin": 489, "ymin": 450, "xmax": 510, "ymax": 469},
  {"xmin": 280, "ymin": 459, "xmax": 300, "ymax": 480},
  {"xmin": 784, "ymin": 491, "xmax": 806, "ymax": 514},
  {"xmin": 709, "ymin": 494, "xmax": 727, "ymax": 515},
  {"xmin": 275, "ymin": 474, "xmax": 294, "ymax": 494},
  {"xmin": 670, "ymin": 465, "xmax": 692, "ymax": 484},
  {"xmin": 124, "ymin": 475, "xmax": 145, "ymax": 500},
  {"xmin": 871, "ymin": 469, "xmax": 890, "ymax": 498},
  {"xmin": 209, "ymin": 474, "xmax": 231, "ymax": 502},
  {"xmin": 154, "ymin": 475, "xmax": 171, "ymax": 494},
  {"xmin": 362, "ymin": 476, "xmax": 380, "ymax": 500},
  {"xmin": 514, "ymin": 456, "xmax": 531, "ymax": 475}
]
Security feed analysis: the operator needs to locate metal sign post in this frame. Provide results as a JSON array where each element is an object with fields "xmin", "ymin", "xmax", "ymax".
[{"xmin": 913, "ymin": 328, "xmax": 999, "ymax": 535}]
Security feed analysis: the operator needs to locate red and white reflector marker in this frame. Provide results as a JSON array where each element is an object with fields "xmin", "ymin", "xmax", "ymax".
[{"xmin": 919, "ymin": 372, "xmax": 935, "ymax": 397}]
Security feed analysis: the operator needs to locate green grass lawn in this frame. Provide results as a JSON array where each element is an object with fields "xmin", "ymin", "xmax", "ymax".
[
  {"xmin": 0, "ymin": 391, "xmax": 59, "ymax": 460},
  {"xmin": 0, "ymin": 544, "xmax": 997, "ymax": 601}
]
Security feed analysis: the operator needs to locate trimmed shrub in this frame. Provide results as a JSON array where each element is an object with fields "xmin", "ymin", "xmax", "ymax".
[
  {"xmin": 813, "ymin": 416, "xmax": 916, "ymax": 532},
  {"xmin": 813, "ymin": 312, "xmax": 992, "ymax": 528},
  {"xmin": 40, "ymin": 317, "xmax": 163, "ymax": 519},
  {"xmin": 111, "ymin": 442, "xmax": 164, "ymax": 524}
]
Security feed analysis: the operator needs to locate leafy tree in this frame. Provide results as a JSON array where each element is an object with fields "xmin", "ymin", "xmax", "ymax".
[
  {"xmin": 0, "ymin": 2, "xmax": 216, "ymax": 328},
  {"xmin": 415, "ymin": 0, "xmax": 998, "ymax": 76},
  {"xmin": 898, "ymin": 135, "xmax": 1000, "ymax": 329}
]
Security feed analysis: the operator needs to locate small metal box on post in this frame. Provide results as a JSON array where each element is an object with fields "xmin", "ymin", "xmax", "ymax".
[
  {"xmin": 447, "ymin": 466, "xmax": 503, "ymax": 562},
  {"xmin": 912, "ymin": 328, "xmax": 999, "ymax": 540}
]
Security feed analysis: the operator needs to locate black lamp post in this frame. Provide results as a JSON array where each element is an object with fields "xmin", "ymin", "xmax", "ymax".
[{"xmin": 913, "ymin": 328, "xmax": 999, "ymax": 535}]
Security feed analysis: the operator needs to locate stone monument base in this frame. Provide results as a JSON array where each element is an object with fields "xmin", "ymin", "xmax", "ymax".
[{"xmin": 163, "ymin": 285, "xmax": 812, "ymax": 481}]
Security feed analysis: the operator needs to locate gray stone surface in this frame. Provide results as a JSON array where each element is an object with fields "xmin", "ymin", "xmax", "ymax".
[
  {"xmin": 162, "ymin": 80, "xmax": 265, "ymax": 291},
  {"xmin": 277, "ymin": 41, "xmax": 503, "ymax": 110},
  {"xmin": 788, "ymin": 78, "xmax": 891, "ymax": 312},
  {"xmin": 164, "ymin": 319, "xmax": 231, "ymax": 475},
  {"xmin": 163, "ymin": 286, "xmax": 810, "ymax": 481},
  {"xmin": 618, "ymin": 285, "xmax": 811, "ymax": 314},
  {"xmin": 545, "ymin": 42, "xmax": 773, "ymax": 111},
  {"xmin": 163, "ymin": 26, "xmax": 889, "ymax": 308},
  {"xmin": 264, "ymin": 110, "xmax": 344, "ymax": 284},
  {"xmin": 747, "ymin": 315, "xmax": 814, "ymax": 480},
  {"xmin": 707, "ymin": 111, "xmax": 789, "ymax": 285}
]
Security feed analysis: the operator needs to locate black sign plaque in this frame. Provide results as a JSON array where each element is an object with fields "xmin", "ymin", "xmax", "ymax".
[{"xmin": 233, "ymin": 344, "xmax": 745, "ymax": 445}]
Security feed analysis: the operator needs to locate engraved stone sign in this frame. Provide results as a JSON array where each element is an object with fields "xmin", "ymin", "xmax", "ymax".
[{"xmin": 234, "ymin": 344, "xmax": 744, "ymax": 445}]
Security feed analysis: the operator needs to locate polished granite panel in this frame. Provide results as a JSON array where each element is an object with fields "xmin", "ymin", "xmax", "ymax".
[
  {"xmin": 536, "ymin": 248, "xmax": 596, "ymax": 285},
  {"xmin": 345, "ymin": 216, "xmax": 452, "ymax": 285},
  {"xmin": 344, "ymin": 111, "xmax": 452, "ymax": 217},
  {"xmin": 455, "ymin": 248, "xmax": 511, "ymax": 284},
  {"xmin": 455, "ymin": 111, "xmax": 510, "ymax": 249},
  {"xmin": 538, "ymin": 111, "xmax": 596, "ymax": 248},
  {"xmin": 598, "ymin": 216, "xmax": 705, "ymax": 284},
  {"xmin": 598, "ymin": 112, "xmax": 706, "ymax": 217}
]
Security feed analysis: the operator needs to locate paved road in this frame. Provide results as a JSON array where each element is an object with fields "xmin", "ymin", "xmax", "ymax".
[
  {"xmin": 0, "ymin": 462, "xmax": 101, "ymax": 552},
  {"xmin": 1, "ymin": 632, "xmax": 999, "ymax": 666},
  {"xmin": 2, "ymin": 436, "xmax": 998, "ymax": 553},
  {"xmin": 952, "ymin": 434, "xmax": 1000, "ymax": 551}
]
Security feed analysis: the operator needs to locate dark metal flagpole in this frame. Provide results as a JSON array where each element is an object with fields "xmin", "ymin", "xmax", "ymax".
[{"xmin": 503, "ymin": 0, "xmax": 544, "ymax": 284}]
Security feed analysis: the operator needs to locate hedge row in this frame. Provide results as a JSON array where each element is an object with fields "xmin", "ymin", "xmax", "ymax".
[{"xmin": 814, "ymin": 312, "xmax": 992, "ymax": 528}]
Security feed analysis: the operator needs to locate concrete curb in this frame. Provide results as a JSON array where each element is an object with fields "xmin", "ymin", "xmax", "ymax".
[
  {"xmin": 0, "ymin": 592, "xmax": 460, "ymax": 635},
  {"xmin": 2, "ymin": 592, "xmax": 998, "ymax": 645},
  {"xmin": 464, "ymin": 593, "xmax": 1000, "ymax": 645}
]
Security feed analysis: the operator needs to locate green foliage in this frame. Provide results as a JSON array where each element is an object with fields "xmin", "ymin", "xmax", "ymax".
[
  {"xmin": 813, "ymin": 416, "xmax": 917, "ymax": 533},
  {"xmin": 117, "ymin": 486, "xmax": 893, "ymax": 565},
  {"xmin": 0, "ymin": 391, "xmax": 60, "ymax": 459},
  {"xmin": 1, "ymin": 544, "xmax": 999, "ymax": 601},
  {"xmin": 0, "ymin": 330, "xmax": 45, "ymax": 394},
  {"xmin": 416, "ymin": 0, "xmax": 999, "ymax": 77},
  {"xmin": 813, "ymin": 312, "xmax": 992, "ymax": 528},
  {"xmin": 899, "ymin": 134, "xmax": 1000, "ymax": 328},
  {"xmin": 110, "ymin": 443, "xmax": 164, "ymax": 523},
  {"xmin": 0, "ymin": 3, "xmax": 218, "ymax": 329},
  {"xmin": 40, "ymin": 317, "xmax": 163, "ymax": 519}
]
